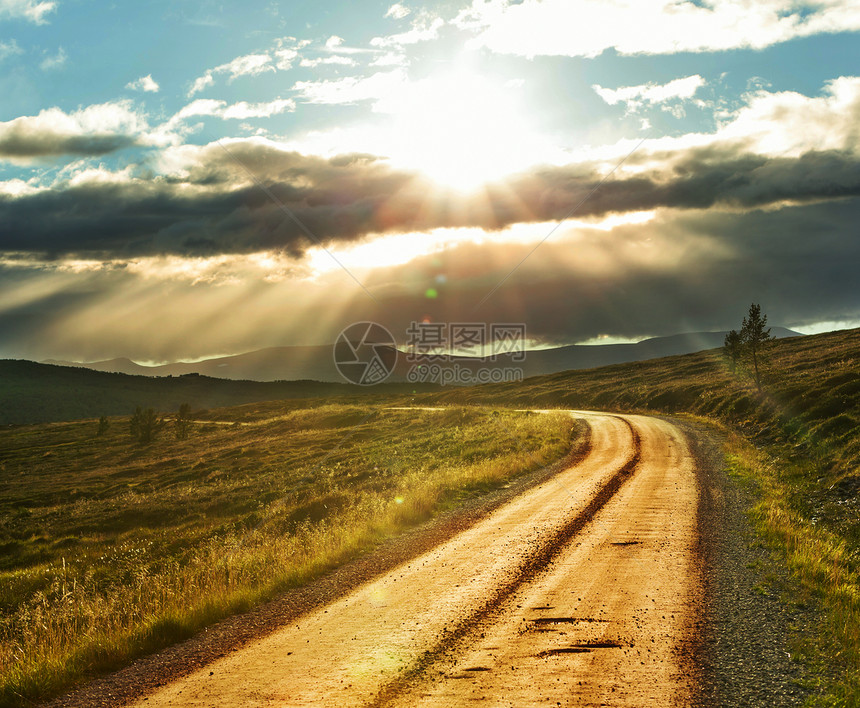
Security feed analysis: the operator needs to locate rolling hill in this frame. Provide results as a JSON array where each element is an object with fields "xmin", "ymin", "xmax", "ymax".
[{"xmin": 0, "ymin": 361, "xmax": 429, "ymax": 425}]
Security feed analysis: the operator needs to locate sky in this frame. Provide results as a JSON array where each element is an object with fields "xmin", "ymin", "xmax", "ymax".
[{"xmin": 0, "ymin": 0, "xmax": 859, "ymax": 363}]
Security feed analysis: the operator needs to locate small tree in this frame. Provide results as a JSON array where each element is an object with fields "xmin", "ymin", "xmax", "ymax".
[
  {"xmin": 740, "ymin": 303, "xmax": 774, "ymax": 390},
  {"xmin": 130, "ymin": 406, "xmax": 163, "ymax": 444},
  {"xmin": 97, "ymin": 415, "xmax": 110, "ymax": 436},
  {"xmin": 723, "ymin": 329, "xmax": 743, "ymax": 369},
  {"xmin": 174, "ymin": 403, "xmax": 193, "ymax": 440}
]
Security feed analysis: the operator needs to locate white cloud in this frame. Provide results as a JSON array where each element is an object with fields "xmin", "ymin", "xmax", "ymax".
[
  {"xmin": 175, "ymin": 99, "xmax": 224, "ymax": 120},
  {"xmin": 188, "ymin": 73, "xmax": 214, "ymax": 96},
  {"xmin": 126, "ymin": 74, "xmax": 160, "ymax": 93},
  {"xmin": 325, "ymin": 35, "xmax": 344, "ymax": 49},
  {"xmin": 0, "ymin": 0, "xmax": 56, "ymax": 24},
  {"xmin": 662, "ymin": 103, "xmax": 687, "ymax": 119},
  {"xmin": 718, "ymin": 75, "xmax": 860, "ymax": 157},
  {"xmin": 221, "ymin": 99, "xmax": 295, "ymax": 119},
  {"xmin": 0, "ymin": 177, "xmax": 40, "ymax": 196},
  {"xmin": 39, "ymin": 45, "xmax": 65, "ymax": 70},
  {"xmin": 175, "ymin": 98, "xmax": 295, "ymax": 121},
  {"xmin": 188, "ymin": 53, "xmax": 274, "ymax": 96},
  {"xmin": 370, "ymin": 15, "xmax": 444, "ymax": 47},
  {"xmin": 594, "ymin": 75, "xmax": 705, "ymax": 111},
  {"xmin": 292, "ymin": 69, "xmax": 408, "ymax": 106},
  {"xmin": 299, "ymin": 55, "xmax": 357, "ymax": 68},
  {"xmin": 573, "ymin": 76, "xmax": 860, "ymax": 179},
  {"xmin": 455, "ymin": 0, "xmax": 860, "ymax": 57},
  {"xmin": 385, "ymin": 3, "xmax": 410, "ymax": 19},
  {"xmin": 220, "ymin": 53, "xmax": 273, "ymax": 78},
  {"xmin": 274, "ymin": 48, "xmax": 298, "ymax": 70},
  {"xmin": 0, "ymin": 100, "xmax": 150, "ymax": 161},
  {"xmin": 0, "ymin": 38, "xmax": 22, "ymax": 60},
  {"xmin": 370, "ymin": 51, "xmax": 407, "ymax": 67}
]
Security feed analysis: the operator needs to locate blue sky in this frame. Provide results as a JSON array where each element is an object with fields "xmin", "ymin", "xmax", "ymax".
[{"xmin": 1, "ymin": 0, "xmax": 859, "ymax": 361}]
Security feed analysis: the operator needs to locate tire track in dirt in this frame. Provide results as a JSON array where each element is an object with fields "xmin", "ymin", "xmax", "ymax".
[
  {"xmin": 366, "ymin": 416, "xmax": 641, "ymax": 706},
  {"xmin": 385, "ymin": 415, "xmax": 700, "ymax": 707}
]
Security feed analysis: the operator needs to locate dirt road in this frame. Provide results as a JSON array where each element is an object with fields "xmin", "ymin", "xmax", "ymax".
[{"xmin": 132, "ymin": 412, "xmax": 701, "ymax": 707}]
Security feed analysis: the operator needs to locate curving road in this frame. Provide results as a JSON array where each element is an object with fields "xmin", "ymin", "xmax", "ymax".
[{"xmin": 132, "ymin": 412, "xmax": 701, "ymax": 707}]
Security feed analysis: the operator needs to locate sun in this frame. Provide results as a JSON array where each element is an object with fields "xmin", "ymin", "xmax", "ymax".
[
  {"xmin": 286, "ymin": 61, "xmax": 559, "ymax": 192},
  {"xmin": 375, "ymin": 69, "xmax": 551, "ymax": 192}
]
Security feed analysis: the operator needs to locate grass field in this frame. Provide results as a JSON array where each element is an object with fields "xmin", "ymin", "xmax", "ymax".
[{"xmin": 0, "ymin": 403, "xmax": 576, "ymax": 706}]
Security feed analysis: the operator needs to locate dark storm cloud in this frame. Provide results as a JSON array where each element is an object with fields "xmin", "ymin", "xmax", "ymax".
[
  {"xmin": 355, "ymin": 198, "xmax": 860, "ymax": 345},
  {"xmin": 0, "ymin": 131, "xmax": 137, "ymax": 158},
  {"xmin": 1, "ymin": 139, "xmax": 860, "ymax": 256},
  {"xmin": 1, "ymin": 197, "xmax": 857, "ymax": 362}
]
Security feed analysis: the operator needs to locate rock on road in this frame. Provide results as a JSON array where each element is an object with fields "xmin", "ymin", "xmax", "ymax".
[{"xmin": 132, "ymin": 412, "xmax": 701, "ymax": 707}]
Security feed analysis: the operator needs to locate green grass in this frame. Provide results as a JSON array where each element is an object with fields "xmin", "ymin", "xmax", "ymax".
[
  {"xmin": 724, "ymin": 431, "xmax": 860, "ymax": 706},
  {"xmin": 0, "ymin": 403, "xmax": 575, "ymax": 706},
  {"xmin": 423, "ymin": 326, "xmax": 860, "ymax": 704}
]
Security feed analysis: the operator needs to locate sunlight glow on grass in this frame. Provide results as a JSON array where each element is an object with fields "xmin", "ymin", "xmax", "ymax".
[{"xmin": 0, "ymin": 404, "xmax": 575, "ymax": 705}]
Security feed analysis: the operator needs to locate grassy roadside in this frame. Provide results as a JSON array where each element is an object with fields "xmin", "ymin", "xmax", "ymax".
[
  {"xmin": 0, "ymin": 403, "xmax": 576, "ymax": 706},
  {"xmin": 724, "ymin": 429, "xmax": 860, "ymax": 706}
]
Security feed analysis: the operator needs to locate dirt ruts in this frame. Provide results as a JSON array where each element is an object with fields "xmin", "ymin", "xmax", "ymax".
[{"xmin": 122, "ymin": 413, "xmax": 695, "ymax": 707}]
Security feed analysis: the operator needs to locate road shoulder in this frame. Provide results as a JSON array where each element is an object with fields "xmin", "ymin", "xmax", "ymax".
[{"xmin": 673, "ymin": 416, "xmax": 819, "ymax": 707}]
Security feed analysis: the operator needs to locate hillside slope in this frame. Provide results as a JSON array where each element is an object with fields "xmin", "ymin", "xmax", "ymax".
[
  {"xmin": 426, "ymin": 326, "xmax": 860, "ymax": 518},
  {"xmin": 0, "ymin": 361, "xmax": 429, "ymax": 425}
]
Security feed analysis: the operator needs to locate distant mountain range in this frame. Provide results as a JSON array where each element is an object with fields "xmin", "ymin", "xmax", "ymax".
[
  {"xmin": 43, "ymin": 328, "xmax": 802, "ymax": 383},
  {"xmin": 1, "ymin": 327, "xmax": 804, "ymax": 425}
]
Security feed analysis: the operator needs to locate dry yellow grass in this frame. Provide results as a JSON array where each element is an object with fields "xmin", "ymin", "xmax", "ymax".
[{"xmin": 0, "ymin": 403, "xmax": 575, "ymax": 705}]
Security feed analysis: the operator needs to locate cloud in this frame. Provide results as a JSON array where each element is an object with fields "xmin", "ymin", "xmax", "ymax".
[
  {"xmin": 385, "ymin": 3, "xmax": 410, "ymax": 20},
  {"xmin": 188, "ymin": 73, "xmax": 214, "ymax": 96},
  {"xmin": 370, "ymin": 51, "xmax": 407, "ymax": 67},
  {"xmin": 325, "ymin": 35, "xmax": 344, "ymax": 49},
  {"xmin": 0, "ymin": 100, "xmax": 148, "ymax": 161},
  {"xmin": 274, "ymin": 48, "xmax": 298, "ymax": 70},
  {"xmin": 1, "ymin": 78, "xmax": 858, "ymax": 262},
  {"xmin": 593, "ymin": 75, "xmax": 705, "ymax": 110},
  {"xmin": 718, "ymin": 76, "xmax": 860, "ymax": 156},
  {"xmin": 0, "ymin": 38, "xmax": 22, "ymax": 60},
  {"xmin": 126, "ymin": 74, "xmax": 160, "ymax": 93},
  {"xmin": 218, "ymin": 53, "xmax": 273, "ymax": 78},
  {"xmin": 175, "ymin": 98, "xmax": 295, "ymax": 120},
  {"xmin": 292, "ymin": 69, "xmax": 408, "ymax": 106},
  {"xmin": 299, "ymin": 55, "xmax": 357, "ymax": 68},
  {"xmin": 0, "ymin": 0, "xmax": 55, "ymax": 24},
  {"xmin": 1, "ymin": 198, "xmax": 858, "ymax": 362},
  {"xmin": 370, "ymin": 14, "xmax": 444, "ymax": 47},
  {"xmin": 188, "ymin": 53, "xmax": 275, "ymax": 96},
  {"xmin": 454, "ymin": 0, "xmax": 860, "ymax": 57},
  {"xmin": 358, "ymin": 199, "xmax": 860, "ymax": 346},
  {"xmin": 39, "ymin": 45, "xmax": 65, "ymax": 70},
  {"xmin": 1, "ymin": 138, "xmax": 858, "ymax": 260}
]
